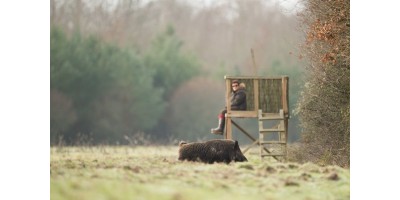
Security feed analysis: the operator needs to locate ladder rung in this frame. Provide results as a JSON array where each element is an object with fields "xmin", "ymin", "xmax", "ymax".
[
  {"xmin": 259, "ymin": 128, "xmax": 285, "ymax": 133},
  {"xmin": 259, "ymin": 114, "xmax": 284, "ymax": 120},
  {"xmin": 260, "ymin": 141, "xmax": 286, "ymax": 144}
]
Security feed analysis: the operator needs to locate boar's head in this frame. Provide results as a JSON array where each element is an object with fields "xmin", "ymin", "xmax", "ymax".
[{"xmin": 230, "ymin": 140, "xmax": 248, "ymax": 162}]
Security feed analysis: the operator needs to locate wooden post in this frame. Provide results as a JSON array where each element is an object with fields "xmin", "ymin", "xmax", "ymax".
[
  {"xmin": 284, "ymin": 118, "xmax": 288, "ymax": 160},
  {"xmin": 225, "ymin": 77, "xmax": 232, "ymax": 139},
  {"xmin": 254, "ymin": 79, "xmax": 259, "ymax": 112},
  {"xmin": 278, "ymin": 109, "xmax": 285, "ymax": 158},
  {"xmin": 226, "ymin": 117, "xmax": 232, "ymax": 139},
  {"xmin": 278, "ymin": 109, "xmax": 285, "ymax": 141},
  {"xmin": 281, "ymin": 76, "xmax": 289, "ymax": 161},
  {"xmin": 259, "ymin": 120, "xmax": 264, "ymax": 161},
  {"xmin": 281, "ymin": 76, "xmax": 289, "ymax": 116},
  {"xmin": 284, "ymin": 77, "xmax": 289, "ymax": 160},
  {"xmin": 225, "ymin": 77, "xmax": 231, "ymax": 112}
]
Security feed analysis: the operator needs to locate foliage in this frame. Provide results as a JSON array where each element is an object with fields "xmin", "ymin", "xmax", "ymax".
[
  {"xmin": 51, "ymin": 27, "xmax": 165, "ymax": 144},
  {"xmin": 50, "ymin": 89, "xmax": 77, "ymax": 143},
  {"xmin": 51, "ymin": 146, "xmax": 350, "ymax": 200},
  {"xmin": 144, "ymin": 25, "xmax": 201, "ymax": 100},
  {"xmin": 143, "ymin": 25, "xmax": 201, "ymax": 139},
  {"xmin": 51, "ymin": 25, "xmax": 201, "ymax": 144},
  {"xmin": 295, "ymin": 0, "xmax": 350, "ymax": 167}
]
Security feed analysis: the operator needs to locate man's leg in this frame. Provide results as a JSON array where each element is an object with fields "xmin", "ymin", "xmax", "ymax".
[{"xmin": 211, "ymin": 109, "xmax": 227, "ymax": 135}]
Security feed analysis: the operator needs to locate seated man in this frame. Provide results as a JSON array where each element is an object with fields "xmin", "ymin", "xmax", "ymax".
[{"xmin": 211, "ymin": 80, "xmax": 247, "ymax": 135}]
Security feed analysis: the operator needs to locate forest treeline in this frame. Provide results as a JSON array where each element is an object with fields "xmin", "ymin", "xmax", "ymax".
[
  {"xmin": 51, "ymin": 25, "xmax": 200, "ymax": 144},
  {"xmin": 51, "ymin": 0, "xmax": 306, "ymax": 145}
]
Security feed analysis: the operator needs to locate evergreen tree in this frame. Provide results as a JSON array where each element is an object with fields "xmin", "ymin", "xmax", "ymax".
[{"xmin": 50, "ymin": 27, "xmax": 165, "ymax": 144}]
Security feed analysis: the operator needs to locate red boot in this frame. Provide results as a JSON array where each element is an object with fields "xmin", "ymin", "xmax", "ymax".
[{"xmin": 211, "ymin": 114, "xmax": 225, "ymax": 135}]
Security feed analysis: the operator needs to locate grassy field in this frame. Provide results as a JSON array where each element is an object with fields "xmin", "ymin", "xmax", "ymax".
[{"xmin": 50, "ymin": 146, "xmax": 349, "ymax": 200}]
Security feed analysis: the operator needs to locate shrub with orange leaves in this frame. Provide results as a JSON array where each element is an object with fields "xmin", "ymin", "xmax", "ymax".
[{"xmin": 295, "ymin": 0, "xmax": 350, "ymax": 167}]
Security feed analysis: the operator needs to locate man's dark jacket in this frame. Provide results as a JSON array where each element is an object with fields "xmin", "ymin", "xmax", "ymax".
[{"xmin": 230, "ymin": 88, "xmax": 246, "ymax": 110}]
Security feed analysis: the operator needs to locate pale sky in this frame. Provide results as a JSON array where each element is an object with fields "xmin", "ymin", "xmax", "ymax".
[{"xmin": 102, "ymin": 0, "xmax": 304, "ymax": 15}]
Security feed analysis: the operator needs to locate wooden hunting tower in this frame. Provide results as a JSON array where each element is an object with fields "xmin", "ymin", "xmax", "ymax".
[{"xmin": 224, "ymin": 75, "xmax": 289, "ymax": 161}]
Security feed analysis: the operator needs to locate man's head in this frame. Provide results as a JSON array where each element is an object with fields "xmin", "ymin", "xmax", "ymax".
[{"xmin": 232, "ymin": 80, "xmax": 240, "ymax": 92}]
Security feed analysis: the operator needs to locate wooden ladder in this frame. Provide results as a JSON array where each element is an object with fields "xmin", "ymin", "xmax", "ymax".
[{"xmin": 258, "ymin": 109, "xmax": 288, "ymax": 161}]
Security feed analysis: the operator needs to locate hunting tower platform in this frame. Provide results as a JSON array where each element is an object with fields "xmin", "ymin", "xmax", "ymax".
[{"xmin": 224, "ymin": 76, "xmax": 289, "ymax": 161}]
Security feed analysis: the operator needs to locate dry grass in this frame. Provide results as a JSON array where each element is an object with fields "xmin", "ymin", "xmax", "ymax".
[{"xmin": 51, "ymin": 146, "xmax": 349, "ymax": 200}]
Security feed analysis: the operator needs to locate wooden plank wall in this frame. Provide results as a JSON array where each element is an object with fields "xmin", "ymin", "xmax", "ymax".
[{"xmin": 259, "ymin": 79, "xmax": 282, "ymax": 113}]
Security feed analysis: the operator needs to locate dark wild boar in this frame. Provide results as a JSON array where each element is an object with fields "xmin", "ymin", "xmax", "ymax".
[{"xmin": 178, "ymin": 139, "xmax": 248, "ymax": 164}]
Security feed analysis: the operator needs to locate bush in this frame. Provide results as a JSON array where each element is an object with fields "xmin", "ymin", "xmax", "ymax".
[{"xmin": 295, "ymin": 0, "xmax": 350, "ymax": 167}]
